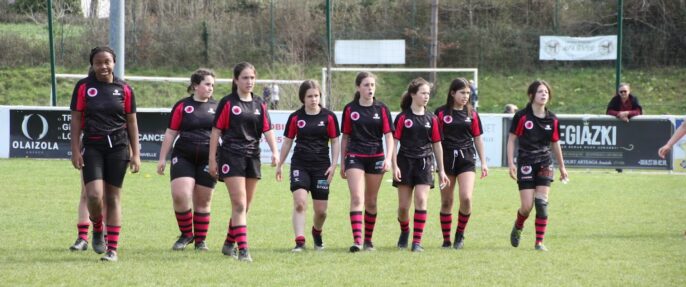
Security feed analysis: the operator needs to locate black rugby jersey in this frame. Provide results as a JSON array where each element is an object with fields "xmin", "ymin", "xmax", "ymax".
[
  {"xmin": 70, "ymin": 75, "xmax": 136, "ymax": 139},
  {"xmin": 435, "ymin": 106, "xmax": 483, "ymax": 150},
  {"xmin": 168, "ymin": 96, "xmax": 217, "ymax": 146},
  {"xmin": 341, "ymin": 100, "xmax": 394, "ymax": 157},
  {"xmin": 283, "ymin": 107, "xmax": 340, "ymax": 166},
  {"xmin": 509, "ymin": 104, "xmax": 560, "ymax": 164},
  {"xmin": 213, "ymin": 92, "xmax": 271, "ymax": 157},
  {"xmin": 393, "ymin": 110, "xmax": 441, "ymax": 158}
]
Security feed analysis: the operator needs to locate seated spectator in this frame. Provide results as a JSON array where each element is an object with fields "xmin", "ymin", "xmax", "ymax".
[{"xmin": 606, "ymin": 83, "xmax": 643, "ymax": 122}]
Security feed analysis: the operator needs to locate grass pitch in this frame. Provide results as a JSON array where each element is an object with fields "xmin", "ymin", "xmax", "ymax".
[{"xmin": 0, "ymin": 159, "xmax": 684, "ymax": 286}]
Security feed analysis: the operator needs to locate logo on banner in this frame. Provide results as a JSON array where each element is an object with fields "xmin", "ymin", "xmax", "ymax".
[
  {"xmin": 443, "ymin": 115, "xmax": 453, "ymax": 124},
  {"xmin": 351, "ymin": 112, "xmax": 360, "ymax": 121},
  {"xmin": 404, "ymin": 119, "xmax": 413, "ymax": 128},
  {"xmin": 21, "ymin": 114, "xmax": 49, "ymax": 140},
  {"xmin": 232, "ymin": 106, "xmax": 242, "ymax": 115},
  {"xmin": 297, "ymin": 120, "xmax": 306, "ymax": 128},
  {"xmin": 524, "ymin": 121, "xmax": 534, "ymax": 130},
  {"xmin": 87, "ymin": 88, "xmax": 98, "ymax": 97},
  {"xmin": 184, "ymin": 106, "xmax": 195, "ymax": 113}
]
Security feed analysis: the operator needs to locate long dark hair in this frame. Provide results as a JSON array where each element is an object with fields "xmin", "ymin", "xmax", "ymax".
[
  {"xmin": 400, "ymin": 77, "xmax": 431, "ymax": 111},
  {"xmin": 445, "ymin": 77, "xmax": 473, "ymax": 118},
  {"xmin": 231, "ymin": 62, "xmax": 256, "ymax": 94},
  {"xmin": 187, "ymin": 68, "xmax": 215, "ymax": 94},
  {"xmin": 353, "ymin": 71, "xmax": 375, "ymax": 102},
  {"xmin": 298, "ymin": 80, "xmax": 321, "ymax": 104},
  {"xmin": 527, "ymin": 79, "xmax": 553, "ymax": 104}
]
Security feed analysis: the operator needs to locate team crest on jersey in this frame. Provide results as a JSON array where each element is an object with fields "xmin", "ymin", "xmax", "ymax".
[
  {"xmin": 318, "ymin": 121, "xmax": 325, "ymax": 126},
  {"xmin": 254, "ymin": 109, "xmax": 261, "ymax": 115},
  {"xmin": 404, "ymin": 119, "xmax": 414, "ymax": 128},
  {"xmin": 524, "ymin": 120, "xmax": 534, "ymax": 130},
  {"xmin": 443, "ymin": 115, "xmax": 453, "ymax": 124},
  {"xmin": 351, "ymin": 111, "xmax": 360, "ymax": 121},
  {"xmin": 208, "ymin": 108, "xmax": 215, "ymax": 114},
  {"xmin": 520, "ymin": 165, "xmax": 532, "ymax": 174},
  {"xmin": 87, "ymin": 88, "xmax": 98, "ymax": 97},
  {"xmin": 297, "ymin": 120, "xmax": 306, "ymax": 128},
  {"xmin": 231, "ymin": 106, "xmax": 242, "ymax": 115},
  {"xmin": 184, "ymin": 106, "xmax": 195, "ymax": 113},
  {"xmin": 222, "ymin": 164, "xmax": 230, "ymax": 174},
  {"xmin": 373, "ymin": 113, "xmax": 380, "ymax": 119},
  {"xmin": 172, "ymin": 157, "xmax": 178, "ymax": 165},
  {"xmin": 113, "ymin": 89, "xmax": 121, "ymax": 96}
]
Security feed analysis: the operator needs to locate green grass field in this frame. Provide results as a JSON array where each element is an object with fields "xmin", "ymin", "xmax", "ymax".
[{"xmin": 0, "ymin": 159, "xmax": 684, "ymax": 286}]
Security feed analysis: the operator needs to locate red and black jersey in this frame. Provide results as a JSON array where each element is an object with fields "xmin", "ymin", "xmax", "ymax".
[
  {"xmin": 70, "ymin": 75, "xmax": 136, "ymax": 138},
  {"xmin": 168, "ymin": 96, "xmax": 218, "ymax": 147},
  {"xmin": 341, "ymin": 100, "xmax": 394, "ymax": 157},
  {"xmin": 393, "ymin": 110, "xmax": 441, "ymax": 158},
  {"xmin": 509, "ymin": 104, "xmax": 560, "ymax": 164},
  {"xmin": 434, "ymin": 106, "xmax": 483, "ymax": 150},
  {"xmin": 283, "ymin": 107, "xmax": 340, "ymax": 166},
  {"xmin": 213, "ymin": 92, "xmax": 271, "ymax": 157}
]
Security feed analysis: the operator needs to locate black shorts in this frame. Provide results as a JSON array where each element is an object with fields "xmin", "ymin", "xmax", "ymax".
[
  {"xmin": 444, "ymin": 147, "xmax": 476, "ymax": 176},
  {"xmin": 217, "ymin": 152, "xmax": 261, "ymax": 180},
  {"xmin": 344, "ymin": 155, "xmax": 385, "ymax": 174},
  {"xmin": 392, "ymin": 154, "xmax": 435, "ymax": 188},
  {"xmin": 170, "ymin": 148, "xmax": 217, "ymax": 189},
  {"xmin": 290, "ymin": 165, "xmax": 330, "ymax": 201},
  {"xmin": 516, "ymin": 161, "xmax": 554, "ymax": 190},
  {"xmin": 81, "ymin": 143, "xmax": 129, "ymax": 188}
]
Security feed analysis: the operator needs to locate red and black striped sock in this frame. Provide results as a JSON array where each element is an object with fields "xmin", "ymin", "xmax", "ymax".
[
  {"xmin": 535, "ymin": 217, "xmax": 548, "ymax": 244},
  {"xmin": 515, "ymin": 211, "xmax": 528, "ymax": 230},
  {"xmin": 234, "ymin": 225, "xmax": 248, "ymax": 250},
  {"xmin": 349, "ymin": 211, "xmax": 363, "ymax": 245},
  {"xmin": 398, "ymin": 218, "xmax": 410, "ymax": 233},
  {"xmin": 106, "ymin": 225, "xmax": 121, "ymax": 251},
  {"xmin": 439, "ymin": 212, "xmax": 452, "ymax": 242},
  {"xmin": 225, "ymin": 218, "xmax": 236, "ymax": 245},
  {"xmin": 364, "ymin": 211, "xmax": 377, "ymax": 243},
  {"xmin": 77, "ymin": 222, "xmax": 90, "ymax": 241},
  {"xmin": 89, "ymin": 215, "xmax": 104, "ymax": 233},
  {"xmin": 193, "ymin": 212, "xmax": 210, "ymax": 244},
  {"xmin": 175, "ymin": 209, "xmax": 193, "ymax": 238},
  {"xmin": 412, "ymin": 209, "xmax": 427, "ymax": 244},
  {"xmin": 456, "ymin": 212, "xmax": 471, "ymax": 234}
]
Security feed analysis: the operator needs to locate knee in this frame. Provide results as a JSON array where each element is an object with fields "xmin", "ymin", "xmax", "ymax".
[
  {"xmin": 365, "ymin": 201, "xmax": 377, "ymax": 212},
  {"xmin": 534, "ymin": 198, "xmax": 548, "ymax": 218},
  {"xmin": 232, "ymin": 202, "xmax": 247, "ymax": 214},
  {"xmin": 350, "ymin": 197, "xmax": 363, "ymax": 208},
  {"xmin": 460, "ymin": 197, "xmax": 472, "ymax": 209},
  {"xmin": 294, "ymin": 201, "xmax": 307, "ymax": 213},
  {"xmin": 315, "ymin": 210, "xmax": 327, "ymax": 221},
  {"xmin": 440, "ymin": 198, "xmax": 453, "ymax": 211},
  {"xmin": 520, "ymin": 202, "xmax": 534, "ymax": 215},
  {"xmin": 397, "ymin": 208, "xmax": 409, "ymax": 219}
]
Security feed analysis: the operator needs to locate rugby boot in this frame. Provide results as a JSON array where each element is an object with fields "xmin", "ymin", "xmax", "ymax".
[
  {"xmin": 363, "ymin": 241, "xmax": 376, "ymax": 251},
  {"xmin": 312, "ymin": 229, "xmax": 324, "ymax": 251},
  {"xmin": 100, "ymin": 250, "xmax": 118, "ymax": 262},
  {"xmin": 535, "ymin": 243, "xmax": 548, "ymax": 252},
  {"xmin": 510, "ymin": 224, "xmax": 522, "ymax": 248},
  {"xmin": 222, "ymin": 243, "xmax": 238, "ymax": 259},
  {"xmin": 453, "ymin": 232, "xmax": 465, "ymax": 250},
  {"xmin": 349, "ymin": 244, "xmax": 362, "ymax": 253},
  {"xmin": 194, "ymin": 241, "xmax": 209, "ymax": 251},
  {"xmin": 411, "ymin": 243, "xmax": 424, "ymax": 252},
  {"xmin": 69, "ymin": 238, "xmax": 88, "ymax": 251},
  {"xmin": 92, "ymin": 231, "xmax": 106, "ymax": 254},
  {"xmin": 238, "ymin": 248, "xmax": 253, "ymax": 262},
  {"xmin": 397, "ymin": 231, "xmax": 410, "ymax": 249},
  {"xmin": 291, "ymin": 242, "xmax": 305, "ymax": 252},
  {"xmin": 172, "ymin": 235, "xmax": 194, "ymax": 251},
  {"xmin": 441, "ymin": 241, "xmax": 451, "ymax": 249}
]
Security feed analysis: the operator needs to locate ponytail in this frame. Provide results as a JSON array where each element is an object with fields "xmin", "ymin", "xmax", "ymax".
[{"xmin": 400, "ymin": 77, "xmax": 431, "ymax": 111}]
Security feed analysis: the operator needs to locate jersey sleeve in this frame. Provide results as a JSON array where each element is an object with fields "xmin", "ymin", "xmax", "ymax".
[
  {"xmin": 261, "ymin": 101, "xmax": 272, "ymax": 132},
  {"xmin": 381, "ymin": 104, "xmax": 394, "ymax": 134},
  {"xmin": 434, "ymin": 107, "xmax": 445, "ymax": 134},
  {"xmin": 341, "ymin": 105, "xmax": 352, "ymax": 134},
  {"xmin": 123, "ymin": 84, "xmax": 136, "ymax": 114},
  {"xmin": 393, "ymin": 113, "xmax": 405, "ymax": 140},
  {"xmin": 509, "ymin": 112, "xmax": 525, "ymax": 136},
  {"xmin": 430, "ymin": 115, "xmax": 441, "ymax": 143},
  {"xmin": 471, "ymin": 111, "xmax": 483, "ymax": 137},
  {"xmin": 551, "ymin": 117, "xmax": 560, "ymax": 142},
  {"xmin": 283, "ymin": 112, "xmax": 298, "ymax": 139},
  {"xmin": 70, "ymin": 80, "xmax": 87, "ymax": 112},
  {"xmin": 327, "ymin": 111, "xmax": 341, "ymax": 138},
  {"xmin": 168, "ymin": 100, "xmax": 185, "ymax": 130},
  {"xmin": 213, "ymin": 97, "xmax": 231, "ymax": 130}
]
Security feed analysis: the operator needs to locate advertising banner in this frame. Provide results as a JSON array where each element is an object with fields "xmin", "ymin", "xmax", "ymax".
[
  {"xmin": 502, "ymin": 116, "xmax": 672, "ymax": 169},
  {"xmin": 539, "ymin": 35, "xmax": 617, "ymax": 61}
]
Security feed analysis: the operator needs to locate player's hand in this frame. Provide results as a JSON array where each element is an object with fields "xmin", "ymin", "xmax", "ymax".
[
  {"xmin": 340, "ymin": 163, "xmax": 347, "ymax": 179},
  {"xmin": 559, "ymin": 167, "xmax": 569, "ymax": 183},
  {"xmin": 508, "ymin": 164, "xmax": 517, "ymax": 180},
  {"xmin": 71, "ymin": 153, "xmax": 84, "ymax": 170},
  {"xmin": 275, "ymin": 165, "xmax": 283, "ymax": 182},
  {"xmin": 271, "ymin": 153, "xmax": 280, "ymax": 167},
  {"xmin": 438, "ymin": 171, "xmax": 449, "ymax": 190},
  {"xmin": 658, "ymin": 145, "xmax": 671, "ymax": 159},
  {"xmin": 130, "ymin": 155, "xmax": 141, "ymax": 173},
  {"xmin": 480, "ymin": 164, "xmax": 489, "ymax": 179},
  {"xmin": 325, "ymin": 165, "xmax": 336, "ymax": 183},
  {"xmin": 393, "ymin": 167, "xmax": 401, "ymax": 182},
  {"xmin": 383, "ymin": 158, "xmax": 392, "ymax": 172},
  {"xmin": 156, "ymin": 160, "xmax": 166, "ymax": 175},
  {"xmin": 208, "ymin": 160, "xmax": 218, "ymax": 178}
]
